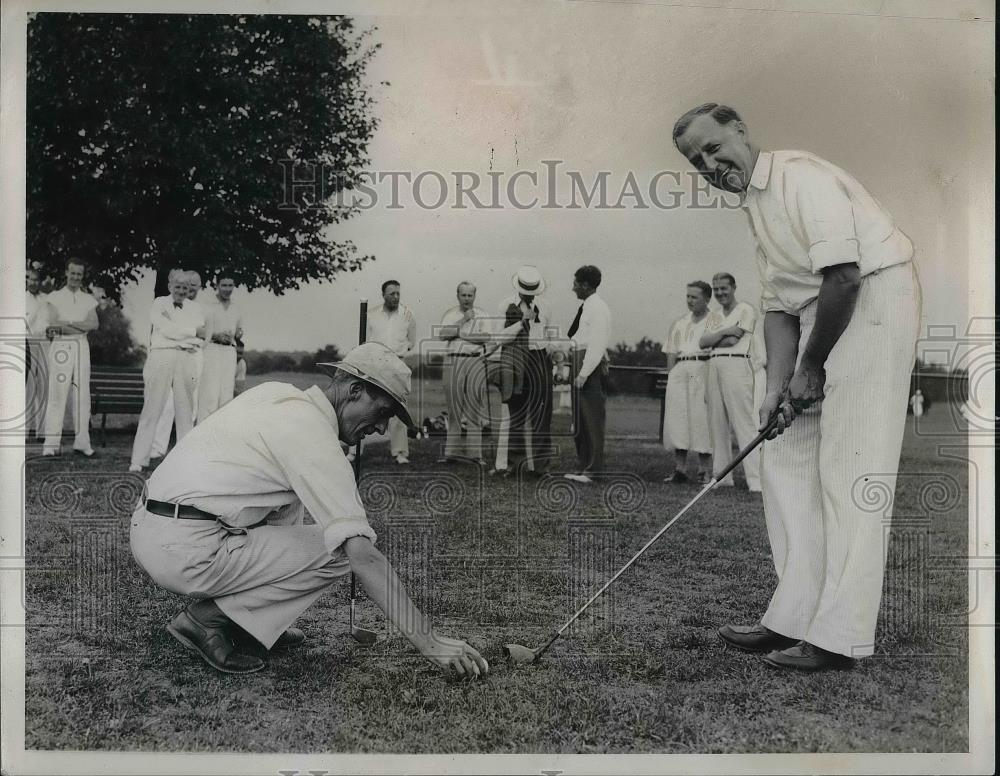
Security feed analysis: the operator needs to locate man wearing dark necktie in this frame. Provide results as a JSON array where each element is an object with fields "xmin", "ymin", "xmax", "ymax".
[{"xmin": 564, "ymin": 265, "xmax": 612, "ymax": 484}]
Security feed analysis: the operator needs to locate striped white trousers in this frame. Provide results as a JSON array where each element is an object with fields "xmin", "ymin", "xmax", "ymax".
[{"xmin": 760, "ymin": 262, "xmax": 921, "ymax": 657}]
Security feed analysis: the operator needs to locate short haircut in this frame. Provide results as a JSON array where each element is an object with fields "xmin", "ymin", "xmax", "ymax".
[
  {"xmin": 457, "ymin": 281, "xmax": 476, "ymax": 295},
  {"xmin": 574, "ymin": 265, "xmax": 602, "ymax": 290},
  {"xmin": 215, "ymin": 274, "xmax": 236, "ymax": 285},
  {"xmin": 330, "ymin": 369, "xmax": 387, "ymax": 402},
  {"xmin": 65, "ymin": 257, "xmax": 86, "ymax": 272},
  {"xmin": 382, "ymin": 280, "xmax": 401, "ymax": 294},
  {"xmin": 712, "ymin": 272, "xmax": 736, "ymax": 287},
  {"xmin": 688, "ymin": 280, "xmax": 712, "ymax": 300},
  {"xmin": 167, "ymin": 268, "xmax": 186, "ymax": 283},
  {"xmin": 186, "ymin": 270, "xmax": 202, "ymax": 284},
  {"xmin": 672, "ymin": 103, "xmax": 744, "ymax": 145}
]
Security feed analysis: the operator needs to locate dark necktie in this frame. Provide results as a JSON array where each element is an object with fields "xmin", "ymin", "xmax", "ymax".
[
  {"xmin": 173, "ymin": 301, "xmax": 183, "ymax": 309},
  {"xmin": 567, "ymin": 304, "xmax": 584, "ymax": 338}
]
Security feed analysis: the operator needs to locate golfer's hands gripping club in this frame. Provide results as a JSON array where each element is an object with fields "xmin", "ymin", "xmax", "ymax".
[
  {"xmin": 759, "ymin": 363, "xmax": 826, "ymax": 439},
  {"xmin": 421, "ymin": 633, "xmax": 490, "ymax": 680}
]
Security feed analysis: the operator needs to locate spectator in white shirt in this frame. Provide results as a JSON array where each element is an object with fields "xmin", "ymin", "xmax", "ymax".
[
  {"xmin": 129, "ymin": 270, "xmax": 206, "ymax": 471},
  {"xmin": 699, "ymin": 272, "xmax": 761, "ymax": 492},
  {"xmin": 437, "ymin": 282, "xmax": 492, "ymax": 465},
  {"xmin": 366, "ymin": 280, "xmax": 417, "ymax": 464},
  {"xmin": 151, "ymin": 270, "xmax": 205, "ymax": 458},
  {"xmin": 662, "ymin": 281, "xmax": 713, "ymax": 484},
  {"xmin": 674, "ymin": 102, "xmax": 921, "ymax": 671},
  {"xmin": 129, "ymin": 342, "xmax": 489, "ymax": 679},
  {"xmin": 25, "ymin": 266, "xmax": 49, "ymax": 440},
  {"xmin": 563, "ymin": 265, "xmax": 612, "ymax": 484},
  {"xmin": 197, "ymin": 274, "xmax": 244, "ymax": 423},
  {"xmin": 41, "ymin": 258, "xmax": 100, "ymax": 457}
]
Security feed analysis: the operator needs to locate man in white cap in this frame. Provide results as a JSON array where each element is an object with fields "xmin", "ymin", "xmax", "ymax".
[
  {"xmin": 130, "ymin": 342, "xmax": 489, "ymax": 679},
  {"xmin": 489, "ymin": 266, "xmax": 557, "ymax": 477},
  {"xmin": 674, "ymin": 102, "xmax": 921, "ymax": 671},
  {"xmin": 366, "ymin": 279, "xmax": 417, "ymax": 464}
]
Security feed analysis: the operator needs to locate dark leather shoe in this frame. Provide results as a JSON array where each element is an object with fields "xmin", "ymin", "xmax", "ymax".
[
  {"xmin": 718, "ymin": 623, "xmax": 798, "ymax": 653},
  {"xmin": 231, "ymin": 624, "xmax": 306, "ymax": 653},
  {"xmin": 167, "ymin": 609, "xmax": 265, "ymax": 674},
  {"xmin": 764, "ymin": 641, "xmax": 856, "ymax": 672},
  {"xmin": 271, "ymin": 627, "xmax": 306, "ymax": 651},
  {"xmin": 664, "ymin": 470, "xmax": 689, "ymax": 484}
]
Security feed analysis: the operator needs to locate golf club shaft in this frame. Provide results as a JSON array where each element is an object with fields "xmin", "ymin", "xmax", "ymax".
[
  {"xmin": 350, "ymin": 299, "xmax": 368, "ymax": 622},
  {"xmin": 546, "ymin": 413, "xmax": 781, "ymax": 646}
]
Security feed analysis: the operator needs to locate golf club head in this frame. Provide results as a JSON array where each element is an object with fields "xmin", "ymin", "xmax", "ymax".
[{"xmin": 503, "ymin": 643, "xmax": 539, "ymax": 665}]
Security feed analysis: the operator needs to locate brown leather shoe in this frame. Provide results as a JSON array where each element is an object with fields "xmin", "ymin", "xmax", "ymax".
[
  {"xmin": 718, "ymin": 623, "xmax": 798, "ymax": 653},
  {"xmin": 764, "ymin": 641, "xmax": 856, "ymax": 672},
  {"xmin": 167, "ymin": 609, "xmax": 265, "ymax": 674}
]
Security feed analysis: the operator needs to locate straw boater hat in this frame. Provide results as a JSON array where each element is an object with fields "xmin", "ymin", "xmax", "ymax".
[
  {"xmin": 512, "ymin": 265, "xmax": 545, "ymax": 296},
  {"xmin": 317, "ymin": 342, "xmax": 414, "ymax": 427}
]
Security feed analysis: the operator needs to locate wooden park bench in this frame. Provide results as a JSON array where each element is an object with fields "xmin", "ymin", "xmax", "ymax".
[{"xmin": 90, "ymin": 365, "xmax": 145, "ymax": 446}]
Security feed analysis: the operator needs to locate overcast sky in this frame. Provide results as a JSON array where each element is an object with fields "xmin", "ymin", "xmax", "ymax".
[{"xmin": 119, "ymin": 0, "xmax": 994, "ymax": 362}]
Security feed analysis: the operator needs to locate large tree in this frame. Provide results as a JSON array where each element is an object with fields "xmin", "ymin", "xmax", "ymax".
[{"xmin": 27, "ymin": 13, "xmax": 382, "ymax": 300}]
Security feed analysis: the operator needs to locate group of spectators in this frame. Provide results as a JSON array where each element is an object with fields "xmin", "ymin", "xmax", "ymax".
[{"xmin": 363, "ymin": 265, "xmax": 613, "ymax": 484}]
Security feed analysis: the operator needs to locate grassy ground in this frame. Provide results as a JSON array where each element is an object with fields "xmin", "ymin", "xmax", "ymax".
[{"xmin": 23, "ymin": 378, "xmax": 971, "ymax": 753}]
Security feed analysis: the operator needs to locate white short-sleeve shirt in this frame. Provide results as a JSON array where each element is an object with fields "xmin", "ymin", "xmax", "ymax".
[{"xmin": 704, "ymin": 301, "xmax": 756, "ymax": 356}]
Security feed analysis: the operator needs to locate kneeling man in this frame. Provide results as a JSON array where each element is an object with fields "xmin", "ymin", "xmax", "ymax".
[{"xmin": 131, "ymin": 342, "xmax": 489, "ymax": 679}]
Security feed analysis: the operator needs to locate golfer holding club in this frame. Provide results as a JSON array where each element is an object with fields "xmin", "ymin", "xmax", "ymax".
[
  {"xmin": 130, "ymin": 341, "xmax": 489, "ymax": 679},
  {"xmin": 673, "ymin": 103, "xmax": 921, "ymax": 671}
]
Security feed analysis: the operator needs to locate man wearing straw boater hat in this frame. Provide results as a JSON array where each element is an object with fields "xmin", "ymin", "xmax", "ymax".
[
  {"xmin": 130, "ymin": 341, "xmax": 489, "ymax": 679},
  {"xmin": 490, "ymin": 265, "xmax": 558, "ymax": 477}
]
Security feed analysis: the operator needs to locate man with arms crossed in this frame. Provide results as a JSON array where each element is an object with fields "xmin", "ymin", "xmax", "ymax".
[
  {"xmin": 699, "ymin": 272, "xmax": 762, "ymax": 492},
  {"xmin": 674, "ymin": 103, "xmax": 921, "ymax": 671},
  {"xmin": 41, "ymin": 258, "xmax": 100, "ymax": 457},
  {"xmin": 437, "ymin": 282, "xmax": 492, "ymax": 465},
  {"xmin": 366, "ymin": 280, "xmax": 417, "ymax": 464},
  {"xmin": 130, "ymin": 342, "xmax": 488, "ymax": 679},
  {"xmin": 198, "ymin": 274, "xmax": 244, "ymax": 423}
]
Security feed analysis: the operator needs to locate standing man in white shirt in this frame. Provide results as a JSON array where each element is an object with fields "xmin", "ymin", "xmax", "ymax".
[
  {"xmin": 129, "ymin": 342, "xmax": 489, "ymax": 679},
  {"xmin": 198, "ymin": 274, "xmax": 244, "ymax": 423},
  {"xmin": 130, "ymin": 270, "xmax": 206, "ymax": 472},
  {"xmin": 491, "ymin": 266, "xmax": 557, "ymax": 477},
  {"xmin": 41, "ymin": 258, "xmax": 100, "ymax": 457},
  {"xmin": 25, "ymin": 266, "xmax": 50, "ymax": 441},
  {"xmin": 699, "ymin": 272, "xmax": 761, "ymax": 492},
  {"xmin": 564, "ymin": 265, "xmax": 612, "ymax": 485},
  {"xmin": 674, "ymin": 103, "xmax": 921, "ymax": 671},
  {"xmin": 662, "ymin": 281, "xmax": 713, "ymax": 484},
  {"xmin": 437, "ymin": 282, "xmax": 492, "ymax": 465},
  {"xmin": 366, "ymin": 280, "xmax": 417, "ymax": 464},
  {"xmin": 152, "ymin": 270, "xmax": 205, "ymax": 458}
]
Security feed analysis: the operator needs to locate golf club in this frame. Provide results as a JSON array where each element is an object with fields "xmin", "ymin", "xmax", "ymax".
[
  {"xmin": 349, "ymin": 297, "xmax": 378, "ymax": 646},
  {"xmin": 504, "ymin": 410, "xmax": 781, "ymax": 665}
]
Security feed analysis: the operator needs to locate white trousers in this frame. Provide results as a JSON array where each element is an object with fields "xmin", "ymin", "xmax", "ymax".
[
  {"xmin": 152, "ymin": 350, "xmax": 202, "ymax": 457},
  {"xmin": 25, "ymin": 339, "xmax": 49, "ymax": 435},
  {"xmin": 663, "ymin": 359, "xmax": 710, "ymax": 453},
  {"xmin": 130, "ymin": 506, "xmax": 351, "ymax": 648},
  {"xmin": 759, "ymin": 263, "xmax": 920, "ymax": 657},
  {"xmin": 42, "ymin": 337, "xmax": 92, "ymax": 453},
  {"xmin": 706, "ymin": 356, "xmax": 761, "ymax": 490},
  {"xmin": 131, "ymin": 349, "xmax": 198, "ymax": 467},
  {"xmin": 197, "ymin": 343, "xmax": 236, "ymax": 423}
]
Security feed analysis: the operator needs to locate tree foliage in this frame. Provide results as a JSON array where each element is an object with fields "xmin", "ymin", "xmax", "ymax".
[
  {"xmin": 88, "ymin": 302, "xmax": 145, "ymax": 366},
  {"xmin": 27, "ymin": 13, "xmax": 382, "ymax": 300},
  {"xmin": 609, "ymin": 336, "xmax": 668, "ymax": 367}
]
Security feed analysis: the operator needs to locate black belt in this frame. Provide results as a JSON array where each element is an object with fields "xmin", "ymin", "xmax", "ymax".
[
  {"xmin": 677, "ymin": 355, "xmax": 710, "ymax": 362},
  {"xmin": 710, "ymin": 353, "xmax": 750, "ymax": 359},
  {"xmin": 145, "ymin": 499, "xmax": 219, "ymax": 521}
]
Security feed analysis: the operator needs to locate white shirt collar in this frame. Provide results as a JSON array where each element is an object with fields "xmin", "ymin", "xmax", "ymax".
[
  {"xmin": 304, "ymin": 385, "xmax": 340, "ymax": 435},
  {"xmin": 748, "ymin": 150, "xmax": 773, "ymax": 192}
]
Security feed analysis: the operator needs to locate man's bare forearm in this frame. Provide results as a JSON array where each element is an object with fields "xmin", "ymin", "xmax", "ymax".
[
  {"xmin": 764, "ymin": 311, "xmax": 799, "ymax": 395},
  {"xmin": 799, "ymin": 263, "xmax": 861, "ymax": 370}
]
